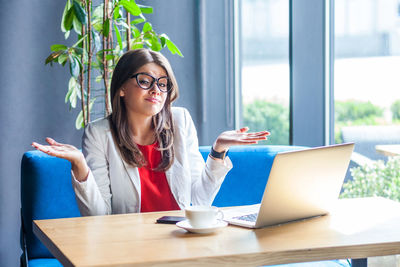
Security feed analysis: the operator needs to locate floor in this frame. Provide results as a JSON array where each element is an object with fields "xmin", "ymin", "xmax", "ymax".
[{"xmin": 369, "ymin": 255, "xmax": 400, "ymax": 266}]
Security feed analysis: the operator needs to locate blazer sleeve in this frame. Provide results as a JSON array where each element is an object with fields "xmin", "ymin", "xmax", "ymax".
[
  {"xmin": 181, "ymin": 108, "xmax": 233, "ymax": 205},
  {"xmin": 71, "ymin": 122, "xmax": 112, "ymax": 216}
]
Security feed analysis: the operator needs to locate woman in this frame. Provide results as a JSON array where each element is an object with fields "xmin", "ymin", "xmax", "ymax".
[{"xmin": 32, "ymin": 48, "xmax": 269, "ymax": 216}]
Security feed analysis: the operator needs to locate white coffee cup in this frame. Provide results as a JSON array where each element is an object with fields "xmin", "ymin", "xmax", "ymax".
[{"xmin": 185, "ymin": 206, "xmax": 224, "ymax": 228}]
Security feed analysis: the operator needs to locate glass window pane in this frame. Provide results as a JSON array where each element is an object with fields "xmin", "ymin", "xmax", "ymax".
[
  {"xmin": 335, "ymin": 0, "xmax": 400, "ymax": 201},
  {"xmin": 240, "ymin": 0, "xmax": 290, "ymax": 145}
]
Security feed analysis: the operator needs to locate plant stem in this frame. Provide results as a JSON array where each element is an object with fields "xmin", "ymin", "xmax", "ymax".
[
  {"xmin": 86, "ymin": 0, "xmax": 92, "ymax": 123},
  {"xmin": 103, "ymin": 0, "xmax": 111, "ymax": 115},
  {"xmin": 80, "ymin": 24, "xmax": 86, "ymax": 125},
  {"xmin": 126, "ymin": 12, "xmax": 131, "ymax": 51}
]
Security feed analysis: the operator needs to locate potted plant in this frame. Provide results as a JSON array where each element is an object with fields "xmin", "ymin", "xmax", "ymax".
[{"xmin": 45, "ymin": 0, "xmax": 183, "ymax": 129}]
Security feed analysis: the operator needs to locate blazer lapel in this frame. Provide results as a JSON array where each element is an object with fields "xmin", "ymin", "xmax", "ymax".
[
  {"xmin": 120, "ymin": 159, "xmax": 141, "ymax": 201},
  {"xmin": 166, "ymin": 158, "xmax": 190, "ymax": 208}
]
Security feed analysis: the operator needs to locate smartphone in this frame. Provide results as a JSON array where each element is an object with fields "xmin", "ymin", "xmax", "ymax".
[{"xmin": 156, "ymin": 216, "xmax": 186, "ymax": 224}]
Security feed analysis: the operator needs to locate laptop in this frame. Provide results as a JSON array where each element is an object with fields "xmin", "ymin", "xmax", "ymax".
[{"xmin": 223, "ymin": 143, "xmax": 354, "ymax": 228}]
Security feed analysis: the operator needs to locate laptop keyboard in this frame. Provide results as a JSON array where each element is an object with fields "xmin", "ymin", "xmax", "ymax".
[{"xmin": 233, "ymin": 212, "xmax": 258, "ymax": 222}]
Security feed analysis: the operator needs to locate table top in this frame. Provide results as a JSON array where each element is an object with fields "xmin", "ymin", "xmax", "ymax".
[
  {"xmin": 375, "ymin": 144, "xmax": 400, "ymax": 157},
  {"xmin": 33, "ymin": 197, "xmax": 400, "ymax": 267}
]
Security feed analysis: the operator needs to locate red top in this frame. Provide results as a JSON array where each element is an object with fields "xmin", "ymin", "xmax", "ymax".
[{"xmin": 137, "ymin": 142, "xmax": 180, "ymax": 212}]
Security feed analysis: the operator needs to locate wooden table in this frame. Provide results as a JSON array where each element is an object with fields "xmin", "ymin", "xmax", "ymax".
[
  {"xmin": 33, "ymin": 197, "xmax": 400, "ymax": 267},
  {"xmin": 375, "ymin": 144, "xmax": 400, "ymax": 157}
]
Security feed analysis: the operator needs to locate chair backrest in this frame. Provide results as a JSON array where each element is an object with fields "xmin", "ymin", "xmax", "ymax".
[
  {"xmin": 21, "ymin": 151, "xmax": 81, "ymax": 260},
  {"xmin": 200, "ymin": 145, "xmax": 304, "ymax": 207}
]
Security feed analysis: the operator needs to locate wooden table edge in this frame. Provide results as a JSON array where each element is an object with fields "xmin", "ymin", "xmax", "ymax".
[{"xmin": 33, "ymin": 220, "xmax": 74, "ymax": 267}]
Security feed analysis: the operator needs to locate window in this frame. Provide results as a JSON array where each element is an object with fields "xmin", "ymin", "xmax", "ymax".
[
  {"xmin": 334, "ymin": 0, "xmax": 400, "ymax": 161},
  {"xmin": 239, "ymin": 0, "xmax": 290, "ymax": 145}
]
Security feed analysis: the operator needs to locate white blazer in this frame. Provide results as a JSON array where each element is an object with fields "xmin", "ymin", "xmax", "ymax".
[{"xmin": 72, "ymin": 107, "xmax": 233, "ymax": 216}]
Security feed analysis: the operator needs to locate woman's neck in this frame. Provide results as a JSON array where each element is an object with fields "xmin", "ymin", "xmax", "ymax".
[{"xmin": 127, "ymin": 113, "xmax": 155, "ymax": 145}]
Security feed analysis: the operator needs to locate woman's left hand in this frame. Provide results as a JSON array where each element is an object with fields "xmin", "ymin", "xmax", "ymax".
[{"xmin": 213, "ymin": 127, "xmax": 270, "ymax": 153}]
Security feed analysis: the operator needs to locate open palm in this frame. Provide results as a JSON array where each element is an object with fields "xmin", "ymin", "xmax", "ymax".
[
  {"xmin": 32, "ymin": 137, "xmax": 83, "ymax": 163},
  {"xmin": 213, "ymin": 127, "xmax": 270, "ymax": 152}
]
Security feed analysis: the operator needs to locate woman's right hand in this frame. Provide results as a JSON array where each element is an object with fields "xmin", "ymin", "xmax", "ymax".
[{"xmin": 32, "ymin": 137, "xmax": 89, "ymax": 182}]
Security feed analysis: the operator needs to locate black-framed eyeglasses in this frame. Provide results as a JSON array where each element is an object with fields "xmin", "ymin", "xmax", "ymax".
[{"xmin": 130, "ymin": 73, "xmax": 172, "ymax": 93}]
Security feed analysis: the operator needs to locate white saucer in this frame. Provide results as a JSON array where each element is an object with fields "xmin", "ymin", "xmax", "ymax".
[{"xmin": 176, "ymin": 219, "xmax": 228, "ymax": 234}]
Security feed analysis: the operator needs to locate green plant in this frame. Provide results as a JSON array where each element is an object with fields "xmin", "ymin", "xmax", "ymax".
[
  {"xmin": 243, "ymin": 100, "xmax": 289, "ymax": 145},
  {"xmin": 45, "ymin": 0, "xmax": 182, "ymax": 129},
  {"xmin": 334, "ymin": 100, "xmax": 385, "ymax": 143},
  {"xmin": 335, "ymin": 100, "xmax": 383, "ymax": 124},
  {"xmin": 340, "ymin": 156, "xmax": 400, "ymax": 202},
  {"xmin": 391, "ymin": 100, "xmax": 400, "ymax": 121}
]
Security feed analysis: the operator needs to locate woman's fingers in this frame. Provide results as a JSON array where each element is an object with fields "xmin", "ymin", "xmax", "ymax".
[
  {"xmin": 247, "ymin": 131, "xmax": 270, "ymax": 136},
  {"xmin": 32, "ymin": 142, "xmax": 50, "ymax": 152},
  {"xmin": 46, "ymin": 137, "xmax": 64, "ymax": 146},
  {"xmin": 240, "ymin": 136, "xmax": 268, "ymax": 141},
  {"xmin": 236, "ymin": 127, "xmax": 249, "ymax": 133}
]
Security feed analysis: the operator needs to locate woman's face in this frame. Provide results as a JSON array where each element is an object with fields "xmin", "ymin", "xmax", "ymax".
[{"xmin": 120, "ymin": 63, "xmax": 168, "ymax": 119}]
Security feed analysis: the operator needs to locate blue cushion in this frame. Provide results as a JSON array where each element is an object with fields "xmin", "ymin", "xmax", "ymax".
[
  {"xmin": 200, "ymin": 145, "xmax": 305, "ymax": 207},
  {"xmin": 21, "ymin": 151, "xmax": 81, "ymax": 260},
  {"xmin": 28, "ymin": 258, "xmax": 63, "ymax": 267}
]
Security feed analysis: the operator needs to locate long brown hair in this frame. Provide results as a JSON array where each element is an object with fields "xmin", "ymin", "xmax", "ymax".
[{"xmin": 109, "ymin": 49, "xmax": 179, "ymax": 171}]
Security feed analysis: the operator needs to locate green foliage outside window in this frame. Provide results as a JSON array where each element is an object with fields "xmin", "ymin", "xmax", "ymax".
[
  {"xmin": 335, "ymin": 100, "xmax": 384, "ymax": 143},
  {"xmin": 243, "ymin": 100, "xmax": 289, "ymax": 145},
  {"xmin": 243, "ymin": 99, "xmax": 399, "ymax": 145},
  {"xmin": 335, "ymin": 100, "xmax": 383, "ymax": 123},
  {"xmin": 341, "ymin": 157, "xmax": 400, "ymax": 202},
  {"xmin": 391, "ymin": 100, "xmax": 400, "ymax": 121}
]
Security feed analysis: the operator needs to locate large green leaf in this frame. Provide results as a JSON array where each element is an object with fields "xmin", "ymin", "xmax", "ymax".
[
  {"xmin": 142, "ymin": 22, "xmax": 152, "ymax": 33},
  {"xmin": 72, "ymin": 47, "xmax": 84, "ymax": 55},
  {"xmin": 70, "ymin": 85, "xmax": 78, "ymax": 108},
  {"xmin": 105, "ymin": 54, "xmax": 116, "ymax": 61},
  {"xmin": 150, "ymin": 35, "xmax": 161, "ymax": 51},
  {"xmin": 166, "ymin": 39, "xmax": 183, "ymax": 57},
  {"xmin": 69, "ymin": 55, "xmax": 80, "ymax": 77},
  {"xmin": 138, "ymin": 4, "xmax": 153, "ymax": 14},
  {"xmin": 113, "ymin": 5, "xmax": 121, "ymax": 20},
  {"xmin": 63, "ymin": 7, "xmax": 74, "ymax": 33},
  {"xmin": 66, "ymin": 77, "xmax": 75, "ymax": 103},
  {"xmin": 114, "ymin": 24, "xmax": 123, "ymax": 49},
  {"xmin": 61, "ymin": 0, "xmax": 71, "ymax": 32},
  {"xmin": 72, "ymin": 0, "xmax": 87, "ymax": 25},
  {"xmin": 75, "ymin": 98, "xmax": 95, "ymax": 129},
  {"xmin": 132, "ymin": 18, "xmax": 145, "ymax": 25},
  {"xmin": 118, "ymin": 21, "xmax": 130, "ymax": 30},
  {"xmin": 51, "ymin": 44, "xmax": 68, "ymax": 52},
  {"xmin": 119, "ymin": 0, "xmax": 141, "ymax": 16},
  {"xmin": 132, "ymin": 42, "xmax": 143, "ymax": 49},
  {"xmin": 72, "ymin": 16, "xmax": 82, "ymax": 35},
  {"xmin": 75, "ymin": 109, "xmax": 84, "ymax": 129},
  {"xmin": 45, "ymin": 50, "xmax": 63, "ymax": 65},
  {"xmin": 159, "ymin": 36, "xmax": 166, "ymax": 47},
  {"xmin": 103, "ymin": 18, "xmax": 110, "ymax": 38},
  {"xmin": 132, "ymin": 26, "xmax": 141, "ymax": 38},
  {"xmin": 58, "ymin": 53, "xmax": 69, "ymax": 65}
]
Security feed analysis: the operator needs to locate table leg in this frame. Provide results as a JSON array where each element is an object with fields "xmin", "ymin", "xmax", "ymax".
[{"xmin": 351, "ymin": 258, "xmax": 367, "ymax": 267}]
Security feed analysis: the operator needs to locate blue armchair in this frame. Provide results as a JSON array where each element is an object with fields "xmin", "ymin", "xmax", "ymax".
[{"xmin": 21, "ymin": 145, "xmax": 348, "ymax": 267}]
